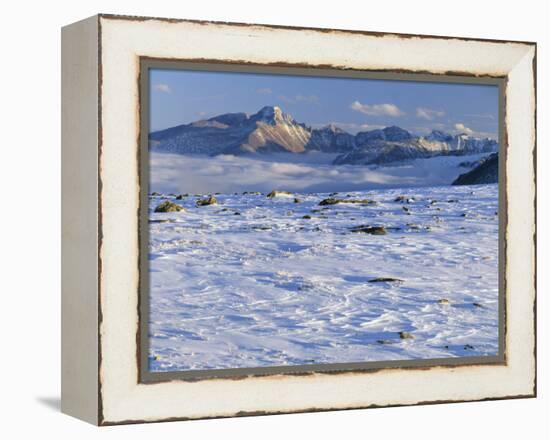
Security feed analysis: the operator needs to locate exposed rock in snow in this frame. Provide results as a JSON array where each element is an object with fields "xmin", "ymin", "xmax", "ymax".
[
  {"xmin": 154, "ymin": 200, "xmax": 185, "ymax": 213},
  {"xmin": 267, "ymin": 190, "xmax": 294, "ymax": 198},
  {"xmin": 196, "ymin": 195, "xmax": 218, "ymax": 206},
  {"xmin": 148, "ymin": 184, "xmax": 499, "ymax": 371}
]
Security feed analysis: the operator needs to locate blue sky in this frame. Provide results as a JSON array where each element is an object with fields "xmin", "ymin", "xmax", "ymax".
[{"xmin": 149, "ymin": 68, "xmax": 499, "ymax": 140}]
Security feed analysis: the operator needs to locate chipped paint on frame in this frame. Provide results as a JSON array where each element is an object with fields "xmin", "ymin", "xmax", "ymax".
[{"xmin": 94, "ymin": 14, "xmax": 536, "ymax": 425}]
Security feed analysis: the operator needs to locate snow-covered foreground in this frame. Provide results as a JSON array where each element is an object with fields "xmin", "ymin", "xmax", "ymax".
[{"xmin": 148, "ymin": 184, "xmax": 499, "ymax": 372}]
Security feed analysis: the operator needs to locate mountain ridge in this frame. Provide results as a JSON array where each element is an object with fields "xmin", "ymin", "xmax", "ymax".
[
  {"xmin": 452, "ymin": 153, "xmax": 499, "ymax": 185},
  {"xmin": 150, "ymin": 105, "xmax": 498, "ymax": 165}
]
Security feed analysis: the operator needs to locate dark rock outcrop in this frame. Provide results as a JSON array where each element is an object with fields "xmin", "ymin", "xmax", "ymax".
[
  {"xmin": 350, "ymin": 225, "xmax": 387, "ymax": 235},
  {"xmin": 319, "ymin": 198, "xmax": 375, "ymax": 206},
  {"xmin": 452, "ymin": 153, "xmax": 498, "ymax": 185},
  {"xmin": 196, "ymin": 196, "xmax": 218, "ymax": 206},
  {"xmin": 368, "ymin": 277, "xmax": 403, "ymax": 283},
  {"xmin": 154, "ymin": 200, "xmax": 184, "ymax": 213},
  {"xmin": 267, "ymin": 190, "xmax": 293, "ymax": 198}
]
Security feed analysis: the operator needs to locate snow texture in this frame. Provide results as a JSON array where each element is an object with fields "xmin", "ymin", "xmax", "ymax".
[{"xmin": 147, "ymin": 174, "xmax": 499, "ymax": 372}]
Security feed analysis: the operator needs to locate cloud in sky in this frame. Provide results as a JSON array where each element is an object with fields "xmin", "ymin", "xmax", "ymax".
[
  {"xmin": 454, "ymin": 123, "xmax": 474, "ymax": 136},
  {"xmin": 150, "ymin": 68, "xmax": 499, "ymax": 136},
  {"xmin": 350, "ymin": 101, "xmax": 405, "ymax": 117},
  {"xmin": 256, "ymin": 88, "xmax": 273, "ymax": 95},
  {"xmin": 464, "ymin": 113, "xmax": 496, "ymax": 120},
  {"xmin": 278, "ymin": 94, "xmax": 319, "ymax": 105},
  {"xmin": 153, "ymin": 83, "xmax": 172, "ymax": 93},
  {"xmin": 416, "ymin": 107, "xmax": 445, "ymax": 120}
]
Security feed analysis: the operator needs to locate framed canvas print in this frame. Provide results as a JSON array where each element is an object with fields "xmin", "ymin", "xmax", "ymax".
[{"xmin": 61, "ymin": 14, "xmax": 537, "ymax": 425}]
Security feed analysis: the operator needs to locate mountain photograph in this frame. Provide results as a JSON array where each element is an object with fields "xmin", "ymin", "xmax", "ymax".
[{"xmin": 146, "ymin": 67, "xmax": 500, "ymax": 373}]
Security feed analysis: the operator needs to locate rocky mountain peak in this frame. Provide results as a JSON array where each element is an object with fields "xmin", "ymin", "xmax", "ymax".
[
  {"xmin": 252, "ymin": 105, "xmax": 293, "ymax": 125},
  {"xmin": 321, "ymin": 123, "xmax": 345, "ymax": 133},
  {"xmin": 383, "ymin": 126, "xmax": 412, "ymax": 141},
  {"xmin": 207, "ymin": 112, "xmax": 248, "ymax": 127},
  {"xmin": 426, "ymin": 130, "xmax": 454, "ymax": 142}
]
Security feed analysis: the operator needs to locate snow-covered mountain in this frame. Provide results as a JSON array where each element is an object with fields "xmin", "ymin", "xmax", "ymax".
[
  {"xmin": 334, "ymin": 127, "xmax": 498, "ymax": 165},
  {"xmin": 307, "ymin": 123, "xmax": 356, "ymax": 153},
  {"xmin": 150, "ymin": 106, "xmax": 498, "ymax": 164},
  {"xmin": 150, "ymin": 106, "xmax": 311, "ymax": 155}
]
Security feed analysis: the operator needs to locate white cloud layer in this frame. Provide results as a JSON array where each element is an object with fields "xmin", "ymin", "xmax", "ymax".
[
  {"xmin": 464, "ymin": 113, "xmax": 496, "ymax": 120},
  {"xmin": 149, "ymin": 152, "xmax": 480, "ymax": 195},
  {"xmin": 454, "ymin": 123, "xmax": 474, "ymax": 135},
  {"xmin": 350, "ymin": 101, "xmax": 405, "ymax": 117},
  {"xmin": 153, "ymin": 83, "xmax": 171, "ymax": 93},
  {"xmin": 416, "ymin": 107, "xmax": 445, "ymax": 120}
]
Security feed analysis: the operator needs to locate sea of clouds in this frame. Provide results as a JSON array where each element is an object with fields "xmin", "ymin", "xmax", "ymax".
[{"xmin": 149, "ymin": 152, "xmax": 486, "ymax": 195}]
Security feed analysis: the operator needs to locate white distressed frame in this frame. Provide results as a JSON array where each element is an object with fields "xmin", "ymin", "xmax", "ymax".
[{"xmin": 62, "ymin": 14, "xmax": 536, "ymax": 425}]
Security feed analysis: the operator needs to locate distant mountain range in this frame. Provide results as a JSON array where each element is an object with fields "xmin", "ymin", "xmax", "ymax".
[{"xmin": 149, "ymin": 106, "xmax": 498, "ymax": 165}]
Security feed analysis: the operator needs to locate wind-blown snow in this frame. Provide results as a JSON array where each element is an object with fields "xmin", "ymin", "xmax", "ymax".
[{"xmin": 148, "ymin": 184, "xmax": 499, "ymax": 372}]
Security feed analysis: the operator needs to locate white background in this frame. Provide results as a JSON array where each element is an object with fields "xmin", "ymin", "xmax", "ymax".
[{"xmin": 0, "ymin": 0, "xmax": 546, "ymax": 438}]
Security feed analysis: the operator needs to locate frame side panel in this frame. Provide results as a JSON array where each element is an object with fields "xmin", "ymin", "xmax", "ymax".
[{"xmin": 61, "ymin": 15, "xmax": 100, "ymax": 425}]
